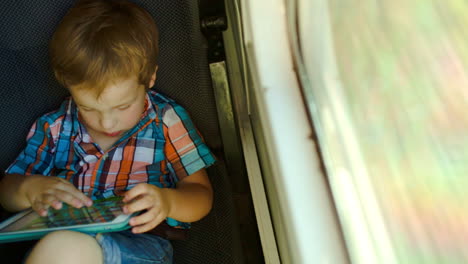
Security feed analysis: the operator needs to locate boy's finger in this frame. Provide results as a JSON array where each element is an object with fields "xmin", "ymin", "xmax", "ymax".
[
  {"xmin": 123, "ymin": 183, "xmax": 149, "ymax": 202},
  {"xmin": 123, "ymin": 196, "xmax": 152, "ymax": 214},
  {"xmin": 40, "ymin": 193, "xmax": 63, "ymax": 210},
  {"xmin": 129, "ymin": 210, "xmax": 153, "ymax": 226},
  {"xmin": 57, "ymin": 184, "xmax": 93, "ymax": 207},
  {"xmin": 32, "ymin": 200, "xmax": 48, "ymax": 217},
  {"xmin": 53, "ymin": 189, "xmax": 84, "ymax": 208},
  {"xmin": 129, "ymin": 208, "xmax": 163, "ymax": 227},
  {"xmin": 131, "ymin": 214, "xmax": 164, "ymax": 234},
  {"xmin": 132, "ymin": 222, "xmax": 154, "ymax": 234}
]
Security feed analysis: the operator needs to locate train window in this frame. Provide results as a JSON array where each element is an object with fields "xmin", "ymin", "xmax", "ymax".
[{"xmin": 297, "ymin": 0, "xmax": 468, "ymax": 263}]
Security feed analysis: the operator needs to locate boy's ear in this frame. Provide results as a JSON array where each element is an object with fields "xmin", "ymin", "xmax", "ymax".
[{"xmin": 148, "ymin": 65, "xmax": 158, "ymax": 88}]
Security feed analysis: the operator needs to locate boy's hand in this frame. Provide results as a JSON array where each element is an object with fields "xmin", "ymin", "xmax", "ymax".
[
  {"xmin": 122, "ymin": 183, "xmax": 171, "ymax": 234},
  {"xmin": 23, "ymin": 175, "xmax": 93, "ymax": 217}
]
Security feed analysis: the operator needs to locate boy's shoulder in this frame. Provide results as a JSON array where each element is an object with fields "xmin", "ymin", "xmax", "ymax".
[
  {"xmin": 148, "ymin": 90, "xmax": 176, "ymax": 106},
  {"xmin": 26, "ymin": 97, "xmax": 73, "ymax": 142},
  {"xmin": 38, "ymin": 97, "xmax": 73, "ymax": 123},
  {"xmin": 148, "ymin": 90, "xmax": 187, "ymax": 117}
]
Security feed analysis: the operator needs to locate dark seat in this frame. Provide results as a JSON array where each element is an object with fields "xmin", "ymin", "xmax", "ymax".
[{"xmin": 0, "ymin": 0, "xmax": 244, "ymax": 263}]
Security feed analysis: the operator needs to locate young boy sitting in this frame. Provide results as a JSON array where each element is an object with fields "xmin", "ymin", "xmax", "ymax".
[{"xmin": 0, "ymin": 0, "xmax": 216, "ymax": 263}]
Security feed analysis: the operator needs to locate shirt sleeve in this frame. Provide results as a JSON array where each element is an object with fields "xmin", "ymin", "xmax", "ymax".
[
  {"xmin": 6, "ymin": 116, "xmax": 56, "ymax": 176},
  {"xmin": 162, "ymin": 103, "xmax": 216, "ymax": 182}
]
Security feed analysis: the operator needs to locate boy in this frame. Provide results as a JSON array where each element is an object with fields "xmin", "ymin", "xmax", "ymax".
[{"xmin": 0, "ymin": 0, "xmax": 216, "ymax": 263}]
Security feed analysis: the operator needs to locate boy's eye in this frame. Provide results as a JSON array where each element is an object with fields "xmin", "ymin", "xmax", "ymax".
[
  {"xmin": 117, "ymin": 105, "xmax": 130, "ymax": 110},
  {"xmin": 80, "ymin": 107, "xmax": 92, "ymax": 112}
]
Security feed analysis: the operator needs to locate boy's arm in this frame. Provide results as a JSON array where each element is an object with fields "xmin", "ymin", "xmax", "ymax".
[
  {"xmin": 0, "ymin": 173, "xmax": 31, "ymax": 211},
  {"xmin": 1, "ymin": 112, "xmax": 92, "ymax": 215},
  {"xmin": 0, "ymin": 173, "xmax": 93, "ymax": 215},
  {"xmin": 122, "ymin": 102, "xmax": 216, "ymax": 233},
  {"xmin": 158, "ymin": 168, "xmax": 213, "ymax": 221}
]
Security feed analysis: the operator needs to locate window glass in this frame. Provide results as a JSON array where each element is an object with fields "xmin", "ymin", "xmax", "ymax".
[{"xmin": 299, "ymin": 0, "xmax": 468, "ymax": 263}]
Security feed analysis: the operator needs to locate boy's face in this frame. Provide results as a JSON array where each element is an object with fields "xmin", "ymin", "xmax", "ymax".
[{"xmin": 70, "ymin": 76, "xmax": 148, "ymax": 140}]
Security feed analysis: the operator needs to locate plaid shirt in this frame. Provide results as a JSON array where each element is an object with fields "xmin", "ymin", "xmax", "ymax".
[{"xmin": 6, "ymin": 90, "xmax": 216, "ymax": 228}]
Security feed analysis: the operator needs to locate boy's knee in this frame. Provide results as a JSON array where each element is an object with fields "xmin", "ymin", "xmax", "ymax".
[{"xmin": 26, "ymin": 231, "xmax": 103, "ymax": 264}]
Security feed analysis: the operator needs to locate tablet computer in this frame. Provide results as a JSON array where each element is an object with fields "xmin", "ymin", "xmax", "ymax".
[{"xmin": 0, "ymin": 196, "xmax": 134, "ymax": 243}]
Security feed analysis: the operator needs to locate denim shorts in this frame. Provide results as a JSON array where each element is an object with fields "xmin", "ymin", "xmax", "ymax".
[
  {"xmin": 95, "ymin": 230, "xmax": 173, "ymax": 264},
  {"xmin": 22, "ymin": 230, "xmax": 173, "ymax": 264}
]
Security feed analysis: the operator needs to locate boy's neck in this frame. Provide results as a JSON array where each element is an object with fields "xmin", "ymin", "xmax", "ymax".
[{"xmin": 86, "ymin": 126, "xmax": 122, "ymax": 153}]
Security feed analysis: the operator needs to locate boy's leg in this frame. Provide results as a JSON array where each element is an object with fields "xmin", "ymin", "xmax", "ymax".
[
  {"xmin": 25, "ymin": 230, "xmax": 102, "ymax": 264},
  {"xmin": 96, "ymin": 230, "xmax": 173, "ymax": 264}
]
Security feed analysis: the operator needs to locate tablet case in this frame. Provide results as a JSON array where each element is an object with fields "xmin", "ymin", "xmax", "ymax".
[{"xmin": 0, "ymin": 196, "xmax": 133, "ymax": 243}]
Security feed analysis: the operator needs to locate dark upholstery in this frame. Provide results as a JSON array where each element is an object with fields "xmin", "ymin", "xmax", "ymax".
[{"xmin": 0, "ymin": 0, "xmax": 243, "ymax": 263}]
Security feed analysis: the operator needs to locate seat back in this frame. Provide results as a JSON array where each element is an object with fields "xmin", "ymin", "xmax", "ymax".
[
  {"xmin": 0, "ymin": 0, "xmax": 244, "ymax": 263},
  {"xmin": 0, "ymin": 0, "xmax": 222, "ymax": 170}
]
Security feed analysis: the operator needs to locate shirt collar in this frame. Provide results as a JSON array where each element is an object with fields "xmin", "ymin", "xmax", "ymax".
[{"xmin": 69, "ymin": 92, "xmax": 156, "ymax": 146}]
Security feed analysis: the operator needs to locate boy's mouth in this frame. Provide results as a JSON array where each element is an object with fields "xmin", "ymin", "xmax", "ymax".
[{"xmin": 104, "ymin": 131, "xmax": 122, "ymax": 137}]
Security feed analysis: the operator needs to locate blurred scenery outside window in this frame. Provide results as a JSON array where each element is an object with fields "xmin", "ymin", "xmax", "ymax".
[{"xmin": 299, "ymin": 0, "xmax": 468, "ymax": 263}]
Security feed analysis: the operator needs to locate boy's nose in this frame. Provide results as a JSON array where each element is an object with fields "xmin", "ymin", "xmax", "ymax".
[{"xmin": 100, "ymin": 116, "xmax": 117, "ymax": 131}]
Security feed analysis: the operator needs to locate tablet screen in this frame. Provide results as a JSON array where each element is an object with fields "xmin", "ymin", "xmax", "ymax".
[{"xmin": 0, "ymin": 196, "xmax": 125, "ymax": 232}]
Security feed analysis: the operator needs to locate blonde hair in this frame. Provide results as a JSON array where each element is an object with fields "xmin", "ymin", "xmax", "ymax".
[{"xmin": 49, "ymin": 0, "xmax": 159, "ymax": 94}]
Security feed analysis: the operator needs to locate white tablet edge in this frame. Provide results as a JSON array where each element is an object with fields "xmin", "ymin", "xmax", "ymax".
[
  {"xmin": 0, "ymin": 209, "xmax": 32, "ymax": 230},
  {"xmin": 0, "ymin": 210, "xmax": 132, "ymax": 235}
]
